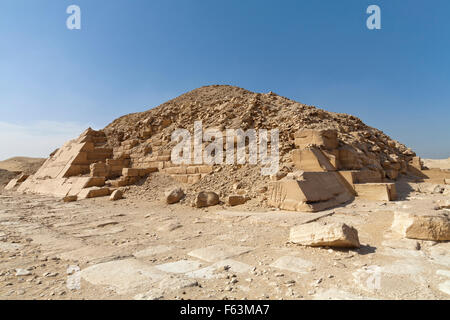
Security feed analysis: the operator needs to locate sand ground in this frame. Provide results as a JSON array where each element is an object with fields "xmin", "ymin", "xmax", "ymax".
[{"xmin": 0, "ymin": 177, "xmax": 449, "ymax": 300}]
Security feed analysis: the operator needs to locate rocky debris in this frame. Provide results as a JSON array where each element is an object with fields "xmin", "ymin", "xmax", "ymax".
[
  {"xmin": 165, "ymin": 187, "xmax": 185, "ymax": 204},
  {"xmin": 110, "ymin": 189, "xmax": 123, "ymax": 201},
  {"xmin": 194, "ymin": 191, "xmax": 219, "ymax": 208},
  {"xmin": 63, "ymin": 195, "xmax": 77, "ymax": 202},
  {"xmin": 227, "ymin": 195, "xmax": 248, "ymax": 206},
  {"xmin": 290, "ymin": 222, "xmax": 360, "ymax": 248},
  {"xmin": 391, "ymin": 211, "xmax": 450, "ymax": 241}
]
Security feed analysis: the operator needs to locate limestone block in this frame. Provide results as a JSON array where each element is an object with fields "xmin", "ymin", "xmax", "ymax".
[
  {"xmin": 77, "ymin": 187, "xmax": 111, "ymax": 199},
  {"xmin": 294, "ymin": 129, "xmax": 338, "ymax": 150},
  {"xmin": 110, "ymin": 190, "xmax": 123, "ymax": 201},
  {"xmin": 391, "ymin": 211, "xmax": 450, "ymax": 241},
  {"xmin": 292, "ymin": 147, "xmax": 336, "ymax": 172},
  {"xmin": 227, "ymin": 195, "xmax": 248, "ymax": 206},
  {"xmin": 267, "ymin": 172, "xmax": 354, "ymax": 212},
  {"xmin": 290, "ymin": 222, "xmax": 360, "ymax": 248},
  {"xmin": 354, "ymin": 183, "xmax": 397, "ymax": 201},
  {"xmin": 197, "ymin": 165, "xmax": 213, "ymax": 174},
  {"xmin": 165, "ymin": 167, "xmax": 187, "ymax": 175},
  {"xmin": 186, "ymin": 166, "xmax": 199, "ymax": 174},
  {"xmin": 172, "ymin": 175, "xmax": 188, "ymax": 183},
  {"xmin": 165, "ymin": 187, "xmax": 185, "ymax": 204},
  {"xmin": 63, "ymin": 195, "xmax": 77, "ymax": 202},
  {"xmin": 195, "ymin": 191, "xmax": 219, "ymax": 208},
  {"xmin": 122, "ymin": 168, "xmax": 140, "ymax": 177},
  {"xmin": 338, "ymin": 146, "xmax": 362, "ymax": 170}
]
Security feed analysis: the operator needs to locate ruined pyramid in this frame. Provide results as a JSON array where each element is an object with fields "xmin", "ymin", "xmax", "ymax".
[{"xmin": 12, "ymin": 85, "xmax": 424, "ymax": 211}]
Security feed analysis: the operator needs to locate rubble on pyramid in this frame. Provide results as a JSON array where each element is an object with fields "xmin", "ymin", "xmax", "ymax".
[{"xmin": 8, "ymin": 85, "xmax": 446, "ymax": 211}]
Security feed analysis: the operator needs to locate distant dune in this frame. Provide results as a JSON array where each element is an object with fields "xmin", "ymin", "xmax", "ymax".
[
  {"xmin": 423, "ymin": 157, "xmax": 450, "ymax": 170},
  {"xmin": 0, "ymin": 157, "xmax": 45, "ymax": 174}
]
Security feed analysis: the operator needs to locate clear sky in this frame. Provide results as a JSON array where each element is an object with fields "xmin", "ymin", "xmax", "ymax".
[{"xmin": 1, "ymin": 0, "xmax": 449, "ymax": 160}]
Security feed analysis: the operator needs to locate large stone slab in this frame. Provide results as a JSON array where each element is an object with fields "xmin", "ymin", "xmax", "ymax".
[
  {"xmin": 270, "ymin": 256, "xmax": 313, "ymax": 274},
  {"xmin": 154, "ymin": 260, "xmax": 203, "ymax": 274},
  {"xmin": 188, "ymin": 244, "xmax": 253, "ymax": 262},
  {"xmin": 391, "ymin": 211, "xmax": 450, "ymax": 241},
  {"xmin": 133, "ymin": 245, "xmax": 173, "ymax": 258},
  {"xmin": 185, "ymin": 259, "xmax": 253, "ymax": 279},
  {"xmin": 80, "ymin": 258, "xmax": 166, "ymax": 294},
  {"xmin": 290, "ymin": 222, "xmax": 360, "ymax": 248},
  {"xmin": 438, "ymin": 280, "xmax": 450, "ymax": 296}
]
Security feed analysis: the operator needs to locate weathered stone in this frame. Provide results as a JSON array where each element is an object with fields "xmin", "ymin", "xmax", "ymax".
[
  {"xmin": 133, "ymin": 245, "xmax": 173, "ymax": 258},
  {"xmin": 338, "ymin": 146, "xmax": 363, "ymax": 170},
  {"xmin": 63, "ymin": 195, "xmax": 77, "ymax": 202},
  {"xmin": 268, "ymin": 172, "xmax": 354, "ymax": 212},
  {"xmin": 188, "ymin": 244, "xmax": 253, "ymax": 262},
  {"xmin": 77, "ymin": 187, "xmax": 111, "ymax": 199},
  {"xmin": 195, "ymin": 191, "xmax": 219, "ymax": 208},
  {"xmin": 227, "ymin": 195, "xmax": 248, "ymax": 206},
  {"xmin": 354, "ymin": 183, "xmax": 397, "ymax": 201},
  {"xmin": 290, "ymin": 222, "xmax": 360, "ymax": 248},
  {"xmin": 185, "ymin": 259, "xmax": 253, "ymax": 279},
  {"xmin": 154, "ymin": 260, "xmax": 203, "ymax": 274},
  {"xmin": 292, "ymin": 147, "xmax": 336, "ymax": 172},
  {"xmin": 80, "ymin": 259, "xmax": 165, "ymax": 294},
  {"xmin": 445, "ymin": 179, "xmax": 450, "ymax": 185},
  {"xmin": 270, "ymin": 256, "xmax": 314, "ymax": 274},
  {"xmin": 110, "ymin": 189, "xmax": 123, "ymax": 201},
  {"xmin": 165, "ymin": 187, "xmax": 185, "ymax": 204},
  {"xmin": 122, "ymin": 168, "xmax": 140, "ymax": 177},
  {"xmin": 391, "ymin": 211, "xmax": 450, "ymax": 241},
  {"xmin": 294, "ymin": 129, "xmax": 338, "ymax": 150}
]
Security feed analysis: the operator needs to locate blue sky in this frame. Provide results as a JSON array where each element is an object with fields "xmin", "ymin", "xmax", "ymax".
[{"xmin": 0, "ymin": 0, "xmax": 449, "ymax": 160}]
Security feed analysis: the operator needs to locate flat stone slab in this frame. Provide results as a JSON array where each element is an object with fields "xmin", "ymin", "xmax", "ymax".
[
  {"xmin": 133, "ymin": 245, "xmax": 173, "ymax": 258},
  {"xmin": 186, "ymin": 259, "xmax": 253, "ymax": 279},
  {"xmin": 158, "ymin": 275, "xmax": 198, "ymax": 290},
  {"xmin": 188, "ymin": 244, "xmax": 253, "ymax": 262},
  {"xmin": 436, "ymin": 270, "xmax": 450, "ymax": 278},
  {"xmin": 380, "ymin": 259, "xmax": 425, "ymax": 276},
  {"xmin": 381, "ymin": 239, "xmax": 420, "ymax": 251},
  {"xmin": 428, "ymin": 244, "xmax": 450, "ymax": 267},
  {"xmin": 0, "ymin": 242, "xmax": 23, "ymax": 252},
  {"xmin": 57, "ymin": 245, "xmax": 129, "ymax": 264},
  {"xmin": 270, "ymin": 256, "xmax": 313, "ymax": 274},
  {"xmin": 215, "ymin": 210, "xmax": 334, "ymax": 227},
  {"xmin": 154, "ymin": 260, "xmax": 203, "ymax": 274},
  {"xmin": 438, "ymin": 280, "xmax": 450, "ymax": 296},
  {"xmin": 81, "ymin": 258, "xmax": 166, "ymax": 295}
]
